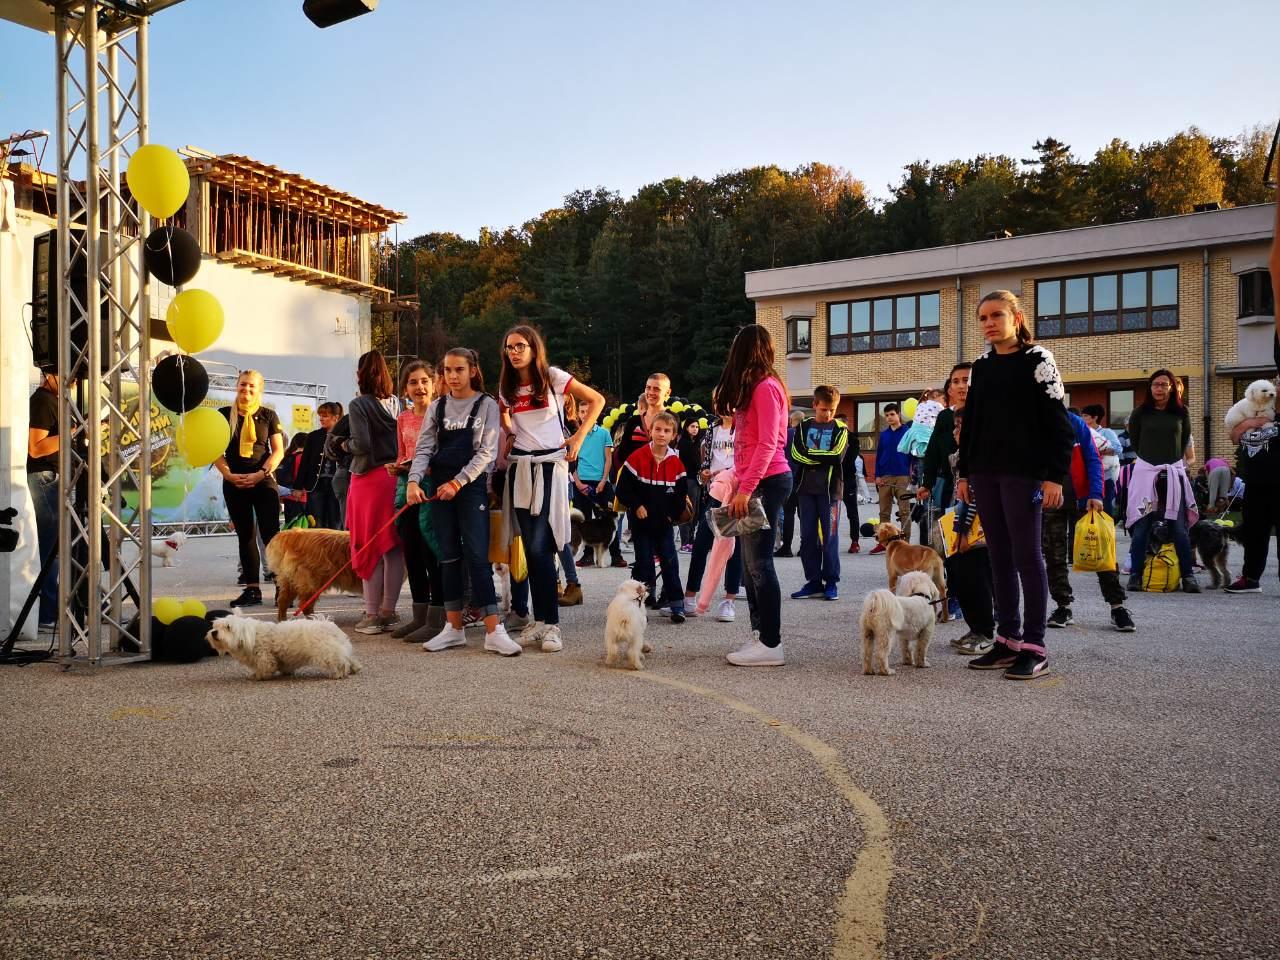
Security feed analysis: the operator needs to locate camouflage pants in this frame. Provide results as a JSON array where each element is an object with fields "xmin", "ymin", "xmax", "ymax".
[{"xmin": 1041, "ymin": 509, "xmax": 1125, "ymax": 607}]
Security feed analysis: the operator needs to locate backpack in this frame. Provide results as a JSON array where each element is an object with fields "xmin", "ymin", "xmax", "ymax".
[
  {"xmin": 1142, "ymin": 543, "xmax": 1181, "ymax": 592},
  {"xmin": 273, "ymin": 446, "xmax": 305, "ymax": 488}
]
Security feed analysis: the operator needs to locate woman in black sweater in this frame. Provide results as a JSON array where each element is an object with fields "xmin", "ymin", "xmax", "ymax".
[{"xmin": 956, "ymin": 291, "xmax": 1073, "ymax": 680}]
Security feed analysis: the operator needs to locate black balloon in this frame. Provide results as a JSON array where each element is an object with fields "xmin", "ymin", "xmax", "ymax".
[
  {"xmin": 162, "ymin": 615, "xmax": 215, "ymax": 663},
  {"xmin": 122, "ymin": 614, "xmax": 165, "ymax": 656},
  {"xmin": 143, "ymin": 225, "xmax": 201, "ymax": 287},
  {"xmin": 152, "ymin": 354, "xmax": 208, "ymax": 412}
]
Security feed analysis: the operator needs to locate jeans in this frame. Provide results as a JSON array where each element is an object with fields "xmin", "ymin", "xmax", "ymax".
[
  {"xmin": 397, "ymin": 502, "xmax": 440, "ymax": 605},
  {"xmin": 797, "ymin": 493, "xmax": 840, "ymax": 586},
  {"xmin": 685, "ymin": 494, "xmax": 742, "ymax": 595},
  {"xmin": 1127, "ymin": 512, "xmax": 1193, "ymax": 582},
  {"xmin": 26, "ymin": 470, "xmax": 60, "ymax": 624},
  {"xmin": 560, "ymin": 544, "xmax": 579, "ymax": 586},
  {"xmin": 970, "ymin": 472, "xmax": 1049, "ymax": 653},
  {"xmin": 515, "ymin": 463, "xmax": 561, "ymax": 625},
  {"xmin": 431, "ymin": 479, "xmax": 497, "ymax": 616},
  {"xmin": 223, "ymin": 480, "xmax": 281, "ymax": 584},
  {"xmin": 742, "ymin": 472, "xmax": 793, "ymax": 648},
  {"xmin": 631, "ymin": 520, "xmax": 684, "ymax": 611}
]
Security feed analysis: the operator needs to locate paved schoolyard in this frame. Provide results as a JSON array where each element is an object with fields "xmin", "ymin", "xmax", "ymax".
[{"xmin": 1, "ymin": 531, "xmax": 1277, "ymax": 960}]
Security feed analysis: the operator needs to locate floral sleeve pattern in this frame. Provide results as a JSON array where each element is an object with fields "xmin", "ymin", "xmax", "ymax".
[{"xmin": 1030, "ymin": 346, "xmax": 1065, "ymax": 402}]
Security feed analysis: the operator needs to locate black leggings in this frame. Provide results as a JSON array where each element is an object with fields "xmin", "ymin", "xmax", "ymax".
[
  {"xmin": 223, "ymin": 480, "xmax": 280, "ymax": 583},
  {"xmin": 397, "ymin": 502, "xmax": 441, "ymax": 605}
]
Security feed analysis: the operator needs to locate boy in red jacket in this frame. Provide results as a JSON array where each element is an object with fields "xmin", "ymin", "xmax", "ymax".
[{"xmin": 617, "ymin": 411, "xmax": 689, "ymax": 623}]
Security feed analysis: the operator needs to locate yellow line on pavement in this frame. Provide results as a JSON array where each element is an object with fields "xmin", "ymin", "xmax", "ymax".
[{"xmin": 635, "ymin": 672, "xmax": 892, "ymax": 960}]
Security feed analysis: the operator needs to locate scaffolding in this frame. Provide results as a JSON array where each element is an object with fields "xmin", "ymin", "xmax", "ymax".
[{"xmin": 53, "ymin": 2, "xmax": 154, "ymax": 664}]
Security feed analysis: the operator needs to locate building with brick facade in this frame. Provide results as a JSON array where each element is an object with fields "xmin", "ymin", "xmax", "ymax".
[{"xmin": 745, "ymin": 204, "xmax": 1276, "ymax": 470}]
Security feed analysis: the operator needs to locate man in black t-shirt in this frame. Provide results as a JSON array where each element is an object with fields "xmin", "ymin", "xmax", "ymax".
[{"xmin": 26, "ymin": 372, "xmax": 65, "ymax": 628}]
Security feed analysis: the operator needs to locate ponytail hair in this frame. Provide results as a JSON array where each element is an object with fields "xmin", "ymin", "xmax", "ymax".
[
  {"xmin": 445, "ymin": 347, "xmax": 485, "ymax": 393},
  {"xmin": 977, "ymin": 290, "xmax": 1034, "ymax": 348}
]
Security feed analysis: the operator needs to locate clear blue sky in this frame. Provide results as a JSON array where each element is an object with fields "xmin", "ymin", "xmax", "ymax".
[{"xmin": 2, "ymin": 0, "xmax": 1277, "ymax": 239}]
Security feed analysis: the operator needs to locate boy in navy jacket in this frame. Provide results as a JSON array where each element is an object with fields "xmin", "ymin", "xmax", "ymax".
[
  {"xmin": 617, "ymin": 411, "xmax": 689, "ymax": 623},
  {"xmin": 790, "ymin": 385, "xmax": 849, "ymax": 600}
]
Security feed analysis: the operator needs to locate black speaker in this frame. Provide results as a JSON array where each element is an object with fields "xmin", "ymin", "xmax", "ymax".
[
  {"xmin": 302, "ymin": 0, "xmax": 378, "ymax": 28},
  {"xmin": 30, "ymin": 230, "xmax": 110, "ymax": 374}
]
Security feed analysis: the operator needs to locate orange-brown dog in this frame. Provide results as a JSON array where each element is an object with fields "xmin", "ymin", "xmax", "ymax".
[
  {"xmin": 265, "ymin": 528, "xmax": 363, "ymax": 621},
  {"xmin": 874, "ymin": 522, "xmax": 948, "ymax": 622}
]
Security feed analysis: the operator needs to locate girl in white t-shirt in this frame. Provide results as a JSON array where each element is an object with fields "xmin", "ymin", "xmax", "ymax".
[{"xmin": 497, "ymin": 324, "xmax": 604, "ymax": 652}]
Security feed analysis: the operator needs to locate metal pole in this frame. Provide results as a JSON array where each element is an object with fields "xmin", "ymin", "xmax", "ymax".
[
  {"xmin": 106, "ymin": 29, "xmax": 123, "ymax": 646},
  {"xmin": 84, "ymin": 2, "xmax": 104, "ymax": 662},
  {"xmin": 136, "ymin": 13, "xmax": 152, "ymax": 659},
  {"xmin": 54, "ymin": 9, "xmax": 72, "ymax": 659}
]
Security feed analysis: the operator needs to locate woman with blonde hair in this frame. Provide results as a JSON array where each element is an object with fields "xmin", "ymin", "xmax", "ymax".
[
  {"xmin": 956, "ymin": 291, "xmax": 1073, "ymax": 680},
  {"xmin": 214, "ymin": 369, "xmax": 285, "ymax": 608}
]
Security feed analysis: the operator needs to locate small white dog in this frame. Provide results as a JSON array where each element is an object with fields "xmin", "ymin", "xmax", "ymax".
[
  {"xmin": 151, "ymin": 530, "xmax": 187, "ymax": 566},
  {"xmin": 1224, "ymin": 379, "xmax": 1277, "ymax": 431},
  {"xmin": 206, "ymin": 614, "xmax": 362, "ymax": 680},
  {"xmin": 604, "ymin": 579, "xmax": 652, "ymax": 670},
  {"xmin": 492, "ymin": 563, "xmax": 512, "ymax": 617},
  {"xmin": 859, "ymin": 570, "xmax": 941, "ymax": 676}
]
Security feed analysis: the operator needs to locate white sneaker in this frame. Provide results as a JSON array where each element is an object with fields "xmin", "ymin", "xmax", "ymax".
[
  {"xmin": 737, "ymin": 586, "xmax": 747, "ymax": 599},
  {"xmin": 726, "ymin": 639, "xmax": 785, "ymax": 667},
  {"xmin": 484, "ymin": 625, "xmax": 521, "ymax": 657},
  {"xmin": 716, "ymin": 599, "xmax": 736, "ymax": 622},
  {"xmin": 540, "ymin": 625, "xmax": 563, "ymax": 653},
  {"xmin": 423, "ymin": 623, "xmax": 467, "ymax": 652},
  {"xmin": 518, "ymin": 620, "xmax": 548, "ymax": 647}
]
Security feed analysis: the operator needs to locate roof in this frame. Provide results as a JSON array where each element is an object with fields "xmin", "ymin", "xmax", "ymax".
[
  {"xmin": 183, "ymin": 150, "xmax": 405, "ymax": 232},
  {"xmin": 745, "ymin": 204, "xmax": 1277, "ymax": 300}
]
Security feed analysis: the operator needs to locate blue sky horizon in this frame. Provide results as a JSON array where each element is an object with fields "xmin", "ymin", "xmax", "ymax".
[{"xmin": 2, "ymin": 0, "xmax": 1277, "ymax": 240}]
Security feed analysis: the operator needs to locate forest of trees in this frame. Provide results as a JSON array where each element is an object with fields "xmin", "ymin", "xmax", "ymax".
[{"xmin": 374, "ymin": 124, "xmax": 1276, "ymax": 401}]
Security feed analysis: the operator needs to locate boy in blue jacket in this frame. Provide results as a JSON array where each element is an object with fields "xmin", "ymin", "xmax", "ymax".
[{"xmin": 1042, "ymin": 409, "xmax": 1136, "ymax": 632}]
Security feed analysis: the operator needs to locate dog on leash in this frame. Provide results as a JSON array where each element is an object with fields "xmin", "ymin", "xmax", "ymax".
[
  {"xmin": 860, "ymin": 570, "xmax": 941, "ymax": 676},
  {"xmin": 265, "ymin": 528, "xmax": 363, "ymax": 621},
  {"xmin": 1224, "ymin": 379, "xmax": 1277, "ymax": 431},
  {"xmin": 206, "ymin": 613, "xmax": 362, "ymax": 680},
  {"xmin": 604, "ymin": 579, "xmax": 652, "ymax": 670},
  {"xmin": 570, "ymin": 507, "xmax": 619, "ymax": 567},
  {"xmin": 1189, "ymin": 520, "xmax": 1233, "ymax": 589},
  {"xmin": 151, "ymin": 531, "xmax": 187, "ymax": 566},
  {"xmin": 874, "ymin": 522, "xmax": 948, "ymax": 621}
]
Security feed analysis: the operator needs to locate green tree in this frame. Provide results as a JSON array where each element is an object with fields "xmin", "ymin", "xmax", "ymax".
[
  {"xmin": 1081, "ymin": 139, "xmax": 1151, "ymax": 223},
  {"xmin": 1144, "ymin": 127, "xmax": 1226, "ymax": 215},
  {"xmin": 1016, "ymin": 137, "xmax": 1085, "ymax": 234}
]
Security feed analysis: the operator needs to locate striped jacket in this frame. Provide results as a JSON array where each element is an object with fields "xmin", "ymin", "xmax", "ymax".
[
  {"xmin": 790, "ymin": 417, "xmax": 849, "ymax": 499},
  {"xmin": 616, "ymin": 442, "xmax": 689, "ymax": 527}
]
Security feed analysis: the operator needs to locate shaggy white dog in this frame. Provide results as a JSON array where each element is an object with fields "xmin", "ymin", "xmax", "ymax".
[
  {"xmin": 150, "ymin": 530, "xmax": 187, "ymax": 566},
  {"xmin": 206, "ymin": 614, "xmax": 362, "ymax": 680},
  {"xmin": 604, "ymin": 579, "xmax": 652, "ymax": 670},
  {"xmin": 859, "ymin": 570, "xmax": 941, "ymax": 676},
  {"xmin": 1224, "ymin": 379, "xmax": 1277, "ymax": 431}
]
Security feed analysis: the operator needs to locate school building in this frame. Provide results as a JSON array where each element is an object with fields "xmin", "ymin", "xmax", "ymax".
[{"xmin": 745, "ymin": 204, "xmax": 1276, "ymax": 470}]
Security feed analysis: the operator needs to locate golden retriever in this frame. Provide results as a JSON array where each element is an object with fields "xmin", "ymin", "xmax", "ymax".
[
  {"xmin": 874, "ymin": 522, "xmax": 948, "ymax": 621},
  {"xmin": 265, "ymin": 528, "xmax": 362, "ymax": 621}
]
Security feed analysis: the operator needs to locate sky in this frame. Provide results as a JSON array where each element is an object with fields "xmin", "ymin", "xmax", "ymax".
[{"xmin": 1, "ymin": 0, "xmax": 1277, "ymax": 240}]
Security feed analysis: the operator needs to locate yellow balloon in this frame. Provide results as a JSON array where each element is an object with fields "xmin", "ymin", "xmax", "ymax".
[
  {"xmin": 903, "ymin": 398, "xmax": 919, "ymax": 420},
  {"xmin": 670, "ymin": 401, "xmax": 685, "ymax": 413},
  {"xmin": 180, "ymin": 598, "xmax": 207, "ymax": 619},
  {"xmin": 153, "ymin": 596, "xmax": 183, "ymax": 625},
  {"xmin": 126, "ymin": 145, "xmax": 190, "ymax": 220},
  {"xmin": 166, "ymin": 289, "xmax": 224, "ymax": 353},
  {"xmin": 698, "ymin": 418, "xmax": 709, "ymax": 429},
  {"xmin": 174, "ymin": 406, "xmax": 231, "ymax": 468}
]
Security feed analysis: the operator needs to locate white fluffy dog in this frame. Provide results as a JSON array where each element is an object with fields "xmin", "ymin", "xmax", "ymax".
[
  {"xmin": 492, "ymin": 563, "xmax": 512, "ymax": 616},
  {"xmin": 150, "ymin": 530, "xmax": 187, "ymax": 566},
  {"xmin": 206, "ymin": 614, "xmax": 362, "ymax": 680},
  {"xmin": 859, "ymin": 570, "xmax": 941, "ymax": 676},
  {"xmin": 1224, "ymin": 379, "xmax": 1277, "ymax": 431},
  {"xmin": 604, "ymin": 579, "xmax": 652, "ymax": 670}
]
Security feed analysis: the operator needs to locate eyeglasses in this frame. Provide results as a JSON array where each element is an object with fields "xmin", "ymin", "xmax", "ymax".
[{"xmin": 504, "ymin": 343, "xmax": 531, "ymax": 354}]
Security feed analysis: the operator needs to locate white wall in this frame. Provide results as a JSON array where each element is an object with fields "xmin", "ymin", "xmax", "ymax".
[{"xmin": 155, "ymin": 257, "xmax": 371, "ymax": 406}]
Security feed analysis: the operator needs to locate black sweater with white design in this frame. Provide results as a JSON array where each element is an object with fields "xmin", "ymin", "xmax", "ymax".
[{"xmin": 955, "ymin": 344, "xmax": 1074, "ymax": 484}]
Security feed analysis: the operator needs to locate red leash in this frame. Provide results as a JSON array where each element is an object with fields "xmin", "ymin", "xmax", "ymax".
[{"xmin": 292, "ymin": 498, "xmax": 432, "ymax": 617}]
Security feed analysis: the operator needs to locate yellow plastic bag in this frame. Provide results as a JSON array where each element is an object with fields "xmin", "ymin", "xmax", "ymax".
[
  {"xmin": 509, "ymin": 535, "xmax": 528, "ymax": 583},
  {"xmin": 1142, "ymin": 543, "xmax": 1181, "ymax": 592},
  {"xmin": 1072, "ymin": 508, "xmax": 1116, "ymax": 573},
  {"xmin": 488, "ymin": 512, "xmax": 509, "ymax": 564}
]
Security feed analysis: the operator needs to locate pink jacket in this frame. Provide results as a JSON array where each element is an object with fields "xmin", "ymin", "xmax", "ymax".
[
  {"xmin": 696, "ymin": 469, "xmax": 739, "ymax": 616},
  {"xmin": 733, "ymin": 377, "xmax": 790, "ymax": 498}
]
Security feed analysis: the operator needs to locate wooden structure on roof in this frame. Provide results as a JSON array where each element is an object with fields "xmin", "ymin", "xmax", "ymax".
[{"xmin": 182, "ymin": 149, "xmax": 405, "ymax": 300}]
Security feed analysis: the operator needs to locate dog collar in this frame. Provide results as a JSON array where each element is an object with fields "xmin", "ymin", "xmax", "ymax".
[
  {"xmin": 888, "ymin": 533, "xmax": 909, "ymax": 543},
  {"xmin": 164, "ymin": 539, "xmax": 180, "ymax": 550},
  {"xmin": 910, "ymin": 594, "xmax": 946, "ymax": 606}
]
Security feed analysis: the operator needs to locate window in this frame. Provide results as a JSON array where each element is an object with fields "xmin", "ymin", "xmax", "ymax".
[
  {"xmin": 829, "ymin": 292, "xmax": 940, "ymax": 354},
  {"xmin": 1036, "ymin": 266, "xmax": 1178, "ymax": 338},
  {"xmin": 786, "ymin": 317, "xmax": 811, "ymax": 354},
  {"xmin": 854, "ymin": 400, "xmax": 898, "ymax": 455},
  {"xmin": 1109, "ymin": 389, "xmax": 1135, "ymax": 430},
  {"xmin": 1238, "ymin": 270, "xmax": 1275, "ymax": 319}
]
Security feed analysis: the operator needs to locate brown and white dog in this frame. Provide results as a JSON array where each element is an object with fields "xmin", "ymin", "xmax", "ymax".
[
  {"xmin": 265, "ymin": 528, "xmax": 362, "ymax": 621},
  {"xmin": 874, "ymin": 522, "xmax": 948, "ymax": 621}
]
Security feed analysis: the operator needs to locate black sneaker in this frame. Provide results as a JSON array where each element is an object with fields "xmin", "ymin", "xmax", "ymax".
[
  {"xmin": 670, "ymin": 611, "xmax": 686, "ymax": 624},
  {"xmin": 1110, "ymin": 607, "xmax": 1136, "ymax": 632},
  {"xmin": 1224, "ymin": 577, "xmax": 1261, "ymax": 594},
  {"xmin": 231, "ymin": 586, "xmax": 262, "ymax": 607},
  {"xmin": 1180, "ymin": 576, "xmax": 1201, "ymax": 594},
  {"xmin": 1127, "ymin": 575, "xmax": 1143, "ymax": 593},
  {"xmin": 967, "ymin": 642, "xmax": 1018, "ymax": 670},
  {"xmin": 774, "ymin": 547, "xmax": 793, "ymax": 558},
  {"xmin": 1047, "ymin": 606, "xmax": 1073, "ymax": 628},
  {"xmin": 1004, "ymin": 651, "xmax": 1050, "ymax": 680}
]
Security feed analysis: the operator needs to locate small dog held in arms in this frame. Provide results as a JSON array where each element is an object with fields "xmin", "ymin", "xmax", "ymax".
[
  {"xmin": 265, "ymin": 528, "xmax": 362, "ymax": 621},
  {"xmin": 874, "ymin": 522, "xmax": 948, "ymax": 621},
  {"xmin": 604, "ymin": 579, "xmax": 652, "ymax": 670},
  {"xmin": 860, "ymin": 571, "xmax": 941, "ymax": 676},
  {"xmin": 150, "ymin": 531, "xmax": 187, "ymax": 566},
  {"xmin": 206, "ymin": 614, "xmax": 362, "ymax": 680},
  {"xmin": 1223, "ymin": 379, "xmax": 1277, "ymax": 431}
]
